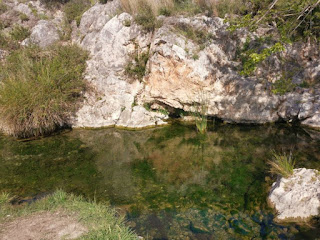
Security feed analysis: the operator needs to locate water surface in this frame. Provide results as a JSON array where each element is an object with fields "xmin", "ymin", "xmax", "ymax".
[{"xmin": 0, "ymin": 123, "xmax": 320, "ymax": 239}]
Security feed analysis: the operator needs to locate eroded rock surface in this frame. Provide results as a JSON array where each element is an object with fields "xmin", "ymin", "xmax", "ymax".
[
  {"xmin": 71, "ymin": 2, "xmax": 320, "ymax": 129},
  {"xmin": 138, "ymin": 16, "xmax": 320, "ymax": 126},
  {"xmin": 268, "ymin": 168, "xmax": 320, "ymax": 221},
  {"xmin": 72, "ymin": 1, "xmax": 167, "ymax": 128},
  {"xmin": 2, "ymin": 1, "xmax": 318, "ymax": 129}
]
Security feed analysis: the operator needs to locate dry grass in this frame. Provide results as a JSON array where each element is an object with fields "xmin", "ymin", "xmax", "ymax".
[
  {"xmin": 120, "ymin": 0, "xmax": 174, "ymax": 16},
  {"xmin": 119, "ymin": 0, "xmax": 245, "ymax": 17}
]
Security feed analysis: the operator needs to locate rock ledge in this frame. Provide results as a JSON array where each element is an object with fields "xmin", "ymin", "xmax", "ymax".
[{"xmin": 268, "ymin": 168, "xmax": 320, "ymax": 221}]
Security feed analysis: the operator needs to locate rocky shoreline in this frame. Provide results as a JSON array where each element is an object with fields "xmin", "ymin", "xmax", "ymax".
[{"xmin": 1, "ymin": 0, "xmax": 320, "ymax": 131}]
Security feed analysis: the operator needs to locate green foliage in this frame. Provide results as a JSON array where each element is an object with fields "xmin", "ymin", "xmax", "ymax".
[
  {"xmin": 0, "ymin": 192, "xmax": 10, "ymax": 205},
  {"xmin": 9, "ymin": 25, "xmax": 31, "ymax": 41},
  {"xmin": 175, "ymin": 22, "xmax": 213, "ymax": 50},
  {"xmin": 0, "ymin": 190, "xmax": 137, "ymax": 239},
  {"xmin": 227, "ymin": 14, "xmax": 257, "ymax": 32},
  {"xmin": 192, "ymin": 53, "xmax": 199, "ymax": 60},
  {"xmin": 134, "ymin": 2, "xmax": 158, "ymax": 32},
  {"xmin": 64, "ymin": 0, "xmax": 91, "ymax": 26},
  {"xmin": 239, "ymin": 41, "xmax": 285, "ymax": 76},
  {"xmin": 272, "ymin": 74, "xmax": 297, "ymax": 95},
  {"xmin": 0, "ymin": 44, "xmax": 88, "ymax": 138},
  {"xmin": 0, "ymin": 32, "xmax": 19, "ymax": 50},
  {"xmin": 19, "ymin": 13, "xmax": 30, "ymax": 22},
  {"xmin": 227, "ymin": 0, "xmax": 320, "ymax": 42},
  {"xmin": 123, "ymin": 19, "xmax": 132, "ymax": 27},
  {"xmin": 125, "ymin": 49, "xmax": 149, "ymax": 81},
  {"xmin": 269, "ymin": 151, "xmax": 295, "ymax": 178},
  {"xmin": 158, "ymin": 108, "xmax": 169, "ymax": 116},
  {"xmin": 192, "ymin": 97, "xmax": 208, "ymax": 134},
  {"xmin": 195, "ymin": 114, "xmax": 207, "ymax": 134},
  {"xmin": 159, "ymin": 7, "xmax": 173, "ymax": 16},
  {"xmin": 143, "ymin": 102, "xmax": 151, "ymax": 111},
  {"xmin": 99, "ymin": 0, "xmax": 109, "ymax": 3}
]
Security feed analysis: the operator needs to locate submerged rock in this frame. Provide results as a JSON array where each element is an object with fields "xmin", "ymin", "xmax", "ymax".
[{"xmin": 268, "ymin": 168, "xmax": 320, "ymax": 221}]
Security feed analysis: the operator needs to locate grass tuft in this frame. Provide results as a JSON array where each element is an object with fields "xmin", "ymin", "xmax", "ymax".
[
  {"xmin": 269, "ymin": 151, "xmax": 295, "ymax": 178},
  {"xmin": 0, "ymin": 190, "xmax": 137, "ymax": 239},
  {"xmin": 0, "ymin": 44, "xmax": 88, "ymax": 138},
  {"xmin": 0, "ymin": 192, "xmax": 10, "ymax": 205},
  {"xmin": 192, "ymin": 94, "xmax": 208, "ymax": 134}
]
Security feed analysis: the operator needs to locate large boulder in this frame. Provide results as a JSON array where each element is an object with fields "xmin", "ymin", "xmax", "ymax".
[
  {"xmin": 22, "ymin": 20, "xmax": 60, "ymax": 47},
  {"xmin": 268, "ymin": 168, "xmax": 320, "ymax": 221}
]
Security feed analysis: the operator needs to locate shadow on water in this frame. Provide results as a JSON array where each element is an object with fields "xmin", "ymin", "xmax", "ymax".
[{"xmin": 0, "ymin": 123, "xmax": 320, "ymax": 239}]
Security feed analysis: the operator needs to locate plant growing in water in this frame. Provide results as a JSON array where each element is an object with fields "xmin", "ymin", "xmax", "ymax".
[
  {"xmin": 192, "ymin": 94, "xmax": 208, "ymax": 134},
  {"xmin": 269, "ymin": 151, "xmax": 295, "ymax": 178}
]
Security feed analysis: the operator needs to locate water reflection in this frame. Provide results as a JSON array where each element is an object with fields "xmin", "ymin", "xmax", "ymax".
[{"xmin": 0, "ymin": 123, "xmax": 320, "ymax": 239}]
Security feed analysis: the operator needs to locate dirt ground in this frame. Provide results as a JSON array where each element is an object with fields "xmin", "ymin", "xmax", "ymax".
[{"xmin": 0, "ymin": 211, "xmax": 87, "ymax": 240}]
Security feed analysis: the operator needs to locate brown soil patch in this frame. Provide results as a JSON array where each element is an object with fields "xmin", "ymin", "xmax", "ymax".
[{"xmin": 0, "ymin": 211, "xmax": 88, "ymax": 240}]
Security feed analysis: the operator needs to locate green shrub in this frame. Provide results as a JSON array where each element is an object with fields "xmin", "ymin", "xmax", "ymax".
[
  {"xmin": 239, "ymin": 41, "xmax": 285, "ymax": 76},
  {"xmin": 272, "ymin": 75, "xmax": 296, "ymax": 95},
  {"xmin": 134, "ymin": 2, "xmax": 157, "ymax": 32},
  {"xmin": 125, "ymin": 49, "xmax": 149, "ymax": 81},
  {"xmin": 269, "ymin": 151, "xmax": 295, "ymax": 178},
  {"xmin": 64, "ymin": 0, "xmax": 91, "ymax": 26},
  {"xmin": 9, "ymin": 25, "xmax": 31, "ymax": 41},
  {"xmin": 19, "ymin": 13, "xmax": 30, "ymax": 22},
  {"xmin": 0, "ymin": 32, "xmax": 19, "ymax": 50},
  {"xmin": 0, "ymin": 44, "xmax": 88, "ymax": 138}
]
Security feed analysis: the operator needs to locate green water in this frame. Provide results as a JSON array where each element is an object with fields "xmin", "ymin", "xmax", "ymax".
[{"xmin": 0, "ymin": 123, "xmax": 320, "ymax": 239}]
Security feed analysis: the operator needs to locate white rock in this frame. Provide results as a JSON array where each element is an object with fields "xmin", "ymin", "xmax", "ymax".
[
  {"xmin": 72, "ymin": 2, "xmax": 168, "ymax": 128},
  {"xmin": 268, "ymin": 168, "xmax": 320, "ymax": 221},
  {"xmin": 22, "ymin": 20, "xmax": 60, "ymax": 48},
  {"xmin": 71, "ymin": 3, "xmax": 320, "ymax": 129}
]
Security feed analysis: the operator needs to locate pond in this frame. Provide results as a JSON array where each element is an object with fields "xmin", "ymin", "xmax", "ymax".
[{"xmin": 0, "ymin": 122, "xmax": 320, "ymax": 239}]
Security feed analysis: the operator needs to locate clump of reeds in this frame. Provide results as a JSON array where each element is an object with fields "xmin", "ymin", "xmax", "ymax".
[{"xmin": 269, "ymin": 151, "xmax": 295, "ymax": 178}]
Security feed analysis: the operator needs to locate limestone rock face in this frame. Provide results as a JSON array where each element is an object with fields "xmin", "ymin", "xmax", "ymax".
[
  {"xmin": 71, "ymin": 3, "xmax": 320, "ymax": 129},
  {"xmin": 138, "ymin": 16, "xmax": 320, "ymax": 126},
  {"xmin": 73, "ymin": 2, "xmax": 167, "ymax": 128},
  {"xmin": 268, "ymin": 168, "xmax": 320, "ymax": 221},
  {"xmin": 139, "ymin": 16, "xmax": 281, "ymax": 124}
]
